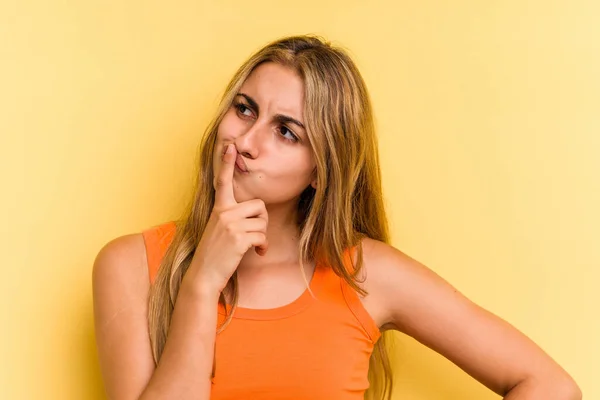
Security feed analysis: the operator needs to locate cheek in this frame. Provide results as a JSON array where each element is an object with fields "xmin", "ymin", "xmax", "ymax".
[
  {"xmin": 217, "ymin": 111, "xmax": 242, "ymax": 140},
  {"xmin": 267, "ymin": 155, "xmax": 315, "ymax": 184}
]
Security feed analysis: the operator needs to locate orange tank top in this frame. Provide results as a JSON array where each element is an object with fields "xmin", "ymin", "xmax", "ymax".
[{"xmin": 142, "ymin": 221, "xmax": 381, "ymax": 399}]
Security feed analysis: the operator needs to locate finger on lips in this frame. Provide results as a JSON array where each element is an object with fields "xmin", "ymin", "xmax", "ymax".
[{"xmin": 215, "ymin": 143, "xmax": 237, "ymax": 207}]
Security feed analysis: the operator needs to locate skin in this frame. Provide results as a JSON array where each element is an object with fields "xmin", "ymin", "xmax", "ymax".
[
  {"xmin": 92, "ymin": 62, "xmax": 582, "ymax": 399},
  {"xmin": 211, "ymin": 62, "xmax": 318, "ymax": 307}
]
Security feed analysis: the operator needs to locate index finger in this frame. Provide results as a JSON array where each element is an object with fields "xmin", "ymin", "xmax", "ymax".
[{"xmin": 214, "ymin": 143, "xmax": 237, "ymax": 208}]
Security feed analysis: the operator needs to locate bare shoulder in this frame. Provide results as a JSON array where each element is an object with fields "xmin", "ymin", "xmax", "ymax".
[
  {"xmin": 92, "ymin": 232, "xmax": 150, "ymax": 306},
  {"xmin": 92, "ymin": 232, "xmax": 156, "ymax": 399},
  {"xmin": 357, "ymin": 237, "xmax": 444, "ymax": 331},
  {"xmin": 359, "ymin": 236, "xmax": 446, "ymax": 290},
  {"xmin": 359, "ymin": 236, "xmax": 486, "ymax": 334}
]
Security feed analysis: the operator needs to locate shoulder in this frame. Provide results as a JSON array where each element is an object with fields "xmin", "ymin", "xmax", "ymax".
[
  {"xmin": 357, "ymin": 237, "xmax": 423, "ymax": 291},
  {"xmin": 93, "ymin": 221, "xmax": 176, "ymax": 290},
  {"xmin": 92, "ymin": 232, "xmax": 150, "ymax": 315},
  {"xmin": 358, "ymin": 237, "xmax": 459, "ymax": 331},
  {"xmin": 93, "ymin": 233, "xmax": 148, "ymax": 281}
]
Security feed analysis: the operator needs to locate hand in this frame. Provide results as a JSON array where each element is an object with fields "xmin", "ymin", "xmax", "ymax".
[{"xmin": 186, "ymin": 143, "xmax": 269, "ymax": 294}]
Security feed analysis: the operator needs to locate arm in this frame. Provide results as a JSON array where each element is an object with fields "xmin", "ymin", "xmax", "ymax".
[
  {"xmin": 361, "ymin": 238, "xmax": 582, "ymax": 400},
  {"xmin": 92, "ymin": 234, "xmax": 219, "ymax": 400}
]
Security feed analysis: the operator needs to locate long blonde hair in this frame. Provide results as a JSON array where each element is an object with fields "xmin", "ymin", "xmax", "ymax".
[{"xmin": 148, "ymin": 35, "xmax": 394, "ymax": 399}]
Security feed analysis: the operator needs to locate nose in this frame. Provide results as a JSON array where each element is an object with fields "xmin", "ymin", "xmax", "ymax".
[{"xmin": 233, "ymin": 121, "xmax": 263, "ymax": 159}]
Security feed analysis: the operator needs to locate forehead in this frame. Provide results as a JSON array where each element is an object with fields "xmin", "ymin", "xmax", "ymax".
[{"xmin": 240, "ymin": 62, "xmax": 304, "ymax": 118}]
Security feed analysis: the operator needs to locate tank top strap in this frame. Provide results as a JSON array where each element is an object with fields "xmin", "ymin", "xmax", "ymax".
[
  {"xmin": 141, "ymin": 221, "xmax": 177, "ymax": 284},
  {"xmin": 317, "ymin": 246, "xmax": 381, "ymax": 343}
]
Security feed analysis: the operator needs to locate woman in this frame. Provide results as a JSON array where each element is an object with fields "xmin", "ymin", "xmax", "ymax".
[{"xmin": 92, "ymin": 35, "xmax": 581, "ymax": 400}]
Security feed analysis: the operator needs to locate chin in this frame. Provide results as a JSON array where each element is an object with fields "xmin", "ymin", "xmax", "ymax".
[{"xmin": 232, "ymin": 186, "xmax": 256, "ymax": 203}]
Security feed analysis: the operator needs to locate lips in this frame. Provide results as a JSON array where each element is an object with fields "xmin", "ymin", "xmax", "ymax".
[{"xmin": 235, "ymin": 154, "xmax": 248, "ymax": 172}]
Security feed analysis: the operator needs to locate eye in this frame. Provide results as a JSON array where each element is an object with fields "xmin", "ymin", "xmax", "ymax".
[
  {"xmin": 235, "ymin": 102, "xmax": 254, "ymax": 118},
  {"xmin": 279, "ymin": 125, "xmax": 299, "ymax": 143}
]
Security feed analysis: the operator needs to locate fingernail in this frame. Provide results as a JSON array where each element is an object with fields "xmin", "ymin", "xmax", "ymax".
[{"xmin": 226, "ymin": 144, "xmax": 234, "ymax": 154}]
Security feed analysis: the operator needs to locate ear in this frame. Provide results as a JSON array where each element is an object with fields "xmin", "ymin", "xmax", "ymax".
[{"xmin": 310, "ymin": 167, "xmax": 317, "ymax": 189}]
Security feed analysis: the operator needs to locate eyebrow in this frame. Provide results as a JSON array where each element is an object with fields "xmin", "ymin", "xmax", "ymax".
[{"xmin": 236, "ymin": 93, "xmax": 305, "ymax": 130}]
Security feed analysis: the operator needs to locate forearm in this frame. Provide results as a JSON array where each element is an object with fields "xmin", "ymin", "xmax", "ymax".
[
  {"xmin": 140, "ymin": 283, "xmax": 220, "ymax": 400},
  {"xmin": 503, "ymin": 376, "xmax": 582, "ymax": 400}
]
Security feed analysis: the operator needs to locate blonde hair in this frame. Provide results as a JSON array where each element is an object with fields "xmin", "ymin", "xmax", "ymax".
[{"xmin": 148, "ymin": 35, "xmax": 394, "ymax": 399}]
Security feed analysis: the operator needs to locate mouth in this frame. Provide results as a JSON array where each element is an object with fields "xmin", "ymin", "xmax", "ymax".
[{"xmin": 234, "ymin": 154, "xmax": 249, "ymax": 173}]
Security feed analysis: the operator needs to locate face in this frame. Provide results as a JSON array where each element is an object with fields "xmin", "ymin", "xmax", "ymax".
[{"xmin": 213, "ymin": 62, "xmax": 316, "ymax": 206}]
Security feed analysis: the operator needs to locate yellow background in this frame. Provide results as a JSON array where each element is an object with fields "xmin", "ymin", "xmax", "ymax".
[{"xmin": 1, "ymin": 1, "xmax": 597, "ymax": 398}]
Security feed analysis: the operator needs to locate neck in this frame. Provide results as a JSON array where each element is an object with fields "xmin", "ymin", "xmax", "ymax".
[{"xmin": 237, "ymin": 201, "xmax": 305, "ymax": 272}]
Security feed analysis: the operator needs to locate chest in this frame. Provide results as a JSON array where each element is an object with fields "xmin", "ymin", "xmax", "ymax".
[{"xmin": 210, "ymin": 312, "xmax": 376, "ymax": 400}]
